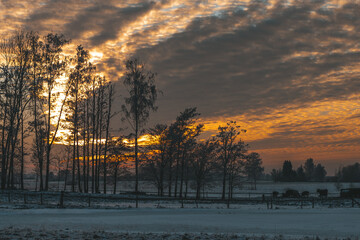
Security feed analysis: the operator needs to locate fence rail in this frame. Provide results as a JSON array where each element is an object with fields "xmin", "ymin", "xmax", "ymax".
[{"xmin": 0, "ymin": 190, "xmax": 358, "ymax": 209}]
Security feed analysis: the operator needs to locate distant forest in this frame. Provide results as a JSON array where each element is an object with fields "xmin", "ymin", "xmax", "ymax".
[{"xmin": 0, "ymin": 32, "xmax": 359, "ymax": 200}]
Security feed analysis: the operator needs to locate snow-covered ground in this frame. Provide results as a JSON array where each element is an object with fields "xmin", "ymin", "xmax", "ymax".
[
  {"xmin": 3, "ymin": 181, "xmax": 359, "ymax": 239},
  {"xmin": 0, "ymin": 207, "xmax": 359, "ymax": 239},
  {"xmin": 22, "ymin": 180, "xmax": 360, "ymax": 197}
]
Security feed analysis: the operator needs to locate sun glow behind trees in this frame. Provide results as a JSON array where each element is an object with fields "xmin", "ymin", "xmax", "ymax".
[
  {"xmin": 1, "ymin": 1, "xmax": 360, "ymax": 196},
  {"xmin": 1, "ymin": 1, "xmax": 360, "ymax": 168}
]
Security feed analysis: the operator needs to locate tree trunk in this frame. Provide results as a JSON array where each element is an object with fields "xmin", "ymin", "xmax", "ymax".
[
  {"xmin": 103, "ymin": 85, "xmax": 113, "ymax": 194},
  {"xmin": 222, "ymin": 165, "xmax": 227, "ymax": 200},
  {"xmin": 45, "ymin": 88, "xmax": 52, "ymax": 191},
  {"xmin": 20, "ymin": 114, "xmax": 24, "ymax": 190},
  {"xmin": 113, "ymin": 161, "xmax": 118, "ymax": 194}
]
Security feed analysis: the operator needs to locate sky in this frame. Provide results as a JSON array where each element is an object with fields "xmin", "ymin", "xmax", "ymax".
[{"xmin": 0, "ymin": 0, "xmax": 359, "ymax": 173}]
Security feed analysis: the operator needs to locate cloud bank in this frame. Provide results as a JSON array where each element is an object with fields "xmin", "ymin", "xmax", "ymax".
[{"xmin": 1, "ymin": 0, "xmax": 360, "ymax": 170}]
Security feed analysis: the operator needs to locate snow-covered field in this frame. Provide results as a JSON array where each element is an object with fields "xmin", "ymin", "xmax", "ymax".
[
  {"xmin": 1, "ymin": 190, "xmax": 357, "ymax": 209},
  {"xmin": 0, "ymin": 208, "xmax": 360, "ymax": 239},
  {"xmin": 2, "ymin": 181, "xmax": 359, "ymax": 239},
  {"xmin": 22, "ymin": 180, "xmax": 360, "ymax": 198}
]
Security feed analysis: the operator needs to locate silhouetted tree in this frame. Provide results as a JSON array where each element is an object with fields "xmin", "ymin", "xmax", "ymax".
[
  {"xmin": 192, "ymin": 139, "xmax": 216, "ymax": 199},
  {"xmin": 313, "ymin": 163, "xmax": 327, "ymax": 181},
  {"xmin": 216, "ymin": 121, "xmax": 246, "ymax": 200},
  {"xmin": 107, "ymin": 136, "xmax": 129, "ymax": 194},
  {"xmin": 167, "ymin": 107, "xmax": 203, "ymax": 198},
  {"xmin": 282, "ymin": 160, "xmax": 297, "ymax": 181},
  {"xmin": 143, "ymin": 124, "xmax": 169, "ymax": 196},
  {"xmin": 122, "ymin": 58, "xmax": 159, "ymax": 206},
  {"xmin": 67, "ymin": 45, "xmax": 93, "ymax": 192},
  {"xmin": 0, "ymin": 31, "xmax": 32, "ymax": 189},
  {"xmin": 304, "ymin": 158, "xmax": 315, "ymax": 181},
  {"xmin": 42, "ymin": 33, "xmax": 70, "ymax": 191},
  {"xmin": 244, "ymin": 152, "xmax": 264, "ymax": 190},
  {"xmin": 103, "ymin": 83, "xmax": 114, "ymax": 194},
  {"xmin": 296, "ymin": 165, "xmax": 306, "ymax": 181},
  {"xmin": 337, "ymin": 163, "xmax": 360, "ymax": 182},
  {"xmin": 271, "ymin": 169, "xmax": 282, "ymax": 182}
]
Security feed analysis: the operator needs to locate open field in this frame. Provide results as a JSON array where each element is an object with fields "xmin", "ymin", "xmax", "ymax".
[
  {"xmin": 1, "ymin": 190, "xmax": 359, "ymax": 210},
  {"xmin": 20, "ymin": 180, "xmax": 360, "ymax": 198},
  {"xmin": 2, "ymin": 181, "xmax": 359, "ymax": 239},
  {"xmin": 2, "ymin": 181, "xmax": 360, "ymax": 209}
]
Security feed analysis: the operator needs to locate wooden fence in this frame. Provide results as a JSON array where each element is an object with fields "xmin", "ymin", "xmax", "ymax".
[{"xmin": 0, "ymin": 190, "xmax": 358, "ymax": 209}]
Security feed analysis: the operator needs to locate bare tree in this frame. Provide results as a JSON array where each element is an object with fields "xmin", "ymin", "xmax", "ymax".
[
  {"xmin": 0, "ymin": 32, "xmax": 32, "ymax": 189},
  {"xmin": 167, "ymin": 108, "xmax": 203, "ymax": 198},
  {"xmin": 122, "ymin": 58, "xmax": 159, "ymax": 207},
  {"xmin": 67, "ymin": 45, "xmax": 94, "ymax": 192},
  {"xmin": 42, "ymin": 33, "xmax": 70, "ymax": 191},
  {"xmin": 244, "ymin": 152, "xmax": 264, "ymax": 190},
  {"xmin": 107, "ymin": 137, "xmax": 129, "ymax": 194},
  {"xmin": 143, "ymin": 124, "xmax": 169, "ymax": 196},
  {"xmin": 192, "ymin": 139, "xmax": 216, "ymax": 199},
  {"xmin": 103, "ymin": 83, "xmax": 114, "ymax": 194},
  {"xmin": 216, "ymin": 121, "xmax": 246, "ymax": 200}
]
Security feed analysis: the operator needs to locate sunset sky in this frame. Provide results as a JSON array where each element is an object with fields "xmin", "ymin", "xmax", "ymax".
[{"xmin": 1, "ymin": 0, "xmax": 360, "ymax": 173}]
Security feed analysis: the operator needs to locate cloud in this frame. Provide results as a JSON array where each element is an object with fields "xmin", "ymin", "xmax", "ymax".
[
  {"xmin": 64, "ymin": 1, "xmax": 158, "ymax": 46},
  {"xmin": 1, "ymin": 0, "xmax": 360, "ymax": 170},
  {"xmin": 134, "ymin": 1, "xmax": 360, "ymax": 121}
]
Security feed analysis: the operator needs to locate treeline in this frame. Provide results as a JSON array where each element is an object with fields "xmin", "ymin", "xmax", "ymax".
[
  {"xmin": 0, "ymin": 31, "xmax": 264, "ymax": 200},
  {"xmin": 271, "ymin": 158, "xmax": 327, "ymax": 182},
  {"xmin": 0, "ymin": 31, "xmax": 114, "ymax": 192},
  {"xmin": 141, "ymin": 116, "xmax": 264, "ymax": 199},
  {"xmin": 336, "ymin": 163, "xmax": 360, "ymax": 182}
]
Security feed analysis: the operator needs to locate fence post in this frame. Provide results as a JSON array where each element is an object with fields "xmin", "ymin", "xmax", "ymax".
[
  {"xmin": 270, "ymin": 199, "xmax": 273, "ymax": 209},
  {"xmin": 267, "ymin": 200, "xmax": 269, "ymax": 209},
  {"xmin": 24, "ymin": 193, "xmax": 27, "ymax": 204},
  {"xmin": 88, "ymin": 196, "xmax": 91, "ymax": 207},
  {"xmin": 59, "ymin": 191, "xmax": 64, "ymax": 208},
  {"xmin": 312, "ymin": 198, "xmax": 314, "ymax": 208},
  {"xmin": 40, "ymin": 193, "xmax": 43, "ymax": 205},
  {"xmin": 8, "ymin": 192, "xmax": 11, "ymax": 203},
  {"xmin": 300, "ymin": 200, "xmax": 303, "ymax": 209},
  {"xmin": 352, "ymin": 198, "xmax": 354, "ymax": 208},
  {"xmin": 181, "ymin": 198, "xmax": 184, "ymax": 208}
]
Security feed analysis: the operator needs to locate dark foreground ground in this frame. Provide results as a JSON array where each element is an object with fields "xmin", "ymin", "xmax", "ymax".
[
  {"xmin": 0, "ymin": 208, "xmax": 359, "ymax": 239},
  {"xmin": 1, "ymin": 228, "xmax": 355, "ymax": 240}
]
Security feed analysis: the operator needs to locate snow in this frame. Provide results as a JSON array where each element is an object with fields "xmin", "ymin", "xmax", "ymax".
[
  {"xmin": 0, "ymin": 207, "xmax": 359, "ymax": 239},
  {"xmin": 2, "ymin": 181, "xmax": 360, "ymax": 238},
  {"xmin": 22, "ymin": 180, "xmax": 360, "ymax": 197}
]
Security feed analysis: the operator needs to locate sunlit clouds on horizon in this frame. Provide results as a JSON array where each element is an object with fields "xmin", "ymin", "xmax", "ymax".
[{"xmin": 1, "ymin": 0, "xmax": 360, "ymax": 171}]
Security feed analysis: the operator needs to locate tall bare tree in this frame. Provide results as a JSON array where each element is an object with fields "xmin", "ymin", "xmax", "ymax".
[
  {"xmin": 244, "ymin": 152, "xmax": 263, "ymax": 190},
  {"xmin": 103, "ymin": 83, "xmax": 114, "ymax": 194},
  {"xmin": 167, "ymin": 108, "xmax": 203, "ymax": 197},
  {"xmin": 216, "ymin": 121, "xmax": 246, "ymax": 200},
  {"xmin": 192, "ymin": 139, "xmax": 216, "ymax": 199},
  {"xmin": 122, "ymin": 58, "xmax": 159, "ymax": 207},
  {"xmin": 143, "ymin": 124, "xmax": 169, "ymax": 196},
  {"xmin": 42, "ymin": 33, "xmax": 70, "ymax": 191},
  {"xmin": 67, "ymin": 45, "xmax": 94, "ymax": 192},
  {"xmin": 0, "ymin": 32, "xmax": 32, "ymax": 189}
]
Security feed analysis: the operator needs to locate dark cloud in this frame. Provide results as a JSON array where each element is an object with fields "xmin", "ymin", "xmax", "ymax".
[
  {"xmin": 64, "ymin": 1, "xmax": 157, "ymax": 46},
  {"xmin": 132, "ymin": 1, "xmax": 360, "ymax": 123},
  {"xmin": 1, "ymin": 0, "xmax": 360, "ymax": 170}
]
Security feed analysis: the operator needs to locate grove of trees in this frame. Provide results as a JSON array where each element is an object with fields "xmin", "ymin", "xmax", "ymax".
[
  {"xmin": 0, "ymin": 32, "xmax": 114, "ymax": 193},
  {"xmin": 336, "ymin": 163, "xmax": 360, "ymax": 182},
  {"xmin": 0, "ymin": 31, "xmax": 265, "ymax": 201},
  {"xmin": 271, "ymin": 158, "xmax": 327, "ymax": 182}
]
